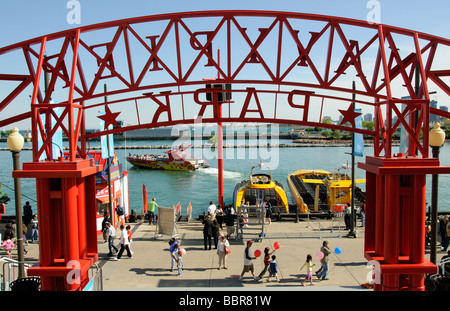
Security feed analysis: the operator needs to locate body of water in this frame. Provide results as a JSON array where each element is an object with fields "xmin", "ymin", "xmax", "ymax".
[{"xmin": 1, "ymin": 138, "xmax": 450, "ymax": 216}]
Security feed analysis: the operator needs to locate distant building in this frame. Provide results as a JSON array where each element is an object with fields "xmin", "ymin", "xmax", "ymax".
[
  {"xmin": 431, "ymin": 100, "xmax": 438, "ymax": 123},
  {"xmin": 439, "ymin": 106, "xmax": 449, "ymax": 121},
  {"xmin": 364, "ymin": 113, "xmax": 373, "ymax": 122}
]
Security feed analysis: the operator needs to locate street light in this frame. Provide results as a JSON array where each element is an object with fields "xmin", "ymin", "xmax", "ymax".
[
  {"xmin": 6, "ymin": 127, "xmax": 25, "ymax": 279},
  {"xmin": 429, "ymin": 122, "xmax": 446, "ymax": 265}
]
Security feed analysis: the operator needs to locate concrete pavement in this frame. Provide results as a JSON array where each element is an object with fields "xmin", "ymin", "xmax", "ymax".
[{"xmin": 97, "ymin": 216, "xmax": 374, "ymax": 291}]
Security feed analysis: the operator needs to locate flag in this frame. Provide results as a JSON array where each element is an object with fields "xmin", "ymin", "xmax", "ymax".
[
  {"xmin": 187, "ymin": 202, "xmax": 192, "ymax": 223},
  {"xmin": 142, "ymin": 185, "xmax": 148, "ymax": 214},
  {"xmin": 353, "ymin": 108, "xmax": 364, "ymax": 157},
  {"xmin": 187, "ymin": 202, "xmax": 192, "ymax": 216},
  {"xmin": 99, "ymin": 111, "xmax": 114, "ymax": 159},
  {"xmin": 176, "ymin": 202, "xmax": 181, "ymax": 215}
]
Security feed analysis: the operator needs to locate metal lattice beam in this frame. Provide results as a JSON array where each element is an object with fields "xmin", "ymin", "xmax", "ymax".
[{"xmin": 0, "ymin": 11, "xmax": 449, "ymax": 160}]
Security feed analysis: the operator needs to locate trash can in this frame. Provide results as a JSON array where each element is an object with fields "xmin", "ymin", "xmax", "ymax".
[
  {"xmin": 9, "ymin": 277, "xmax": 41, "ymax": 291},
  {"xmin": 429, "ymin": 274, "xmax": 450, "ymax": 291}
]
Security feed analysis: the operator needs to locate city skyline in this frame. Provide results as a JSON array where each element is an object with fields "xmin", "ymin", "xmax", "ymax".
[{"xmin": 1, "ymin": 1, "xmax": 450, "ymax": 132}]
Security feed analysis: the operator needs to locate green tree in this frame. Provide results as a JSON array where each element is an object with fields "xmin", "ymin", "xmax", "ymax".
[
  {"xmin": 321, "ymin": 131, "xmax": 331, "ymax": 138},
  {"xmin": 362, "ymin": 121, "xmax": 374, "ymax": 132},
  {"xmin": 331, "ymin": 130, "xmax": 341, "ymax": 139},
  {"xmin": 0, "ymin": 183, "xmax": 10, "ymax": 205}
]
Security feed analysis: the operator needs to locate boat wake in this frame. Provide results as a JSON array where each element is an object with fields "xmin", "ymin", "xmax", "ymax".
[{"xmin": 197, "ymin": 167, "xmax": 242, "ymax": 179}]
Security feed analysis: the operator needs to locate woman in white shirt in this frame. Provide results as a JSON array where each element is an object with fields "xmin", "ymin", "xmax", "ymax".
[{"xmin": 217, "ymin": 234, "xmax": 230, "ymax": 270}]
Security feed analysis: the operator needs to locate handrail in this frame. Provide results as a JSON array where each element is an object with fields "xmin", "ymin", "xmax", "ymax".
[
  {"xmin": 1, "ymin": 257, "xmax": 36, "ymax": 291},
  {"xmin": 85, "ymin": 262, "xmax": 103, "ymax": 291},
  {"xmin": 438, "ymin": 257, "xmax": 450, "ymax": 275}
]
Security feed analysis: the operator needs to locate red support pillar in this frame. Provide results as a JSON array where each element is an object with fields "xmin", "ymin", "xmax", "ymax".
[
  {"xmin": 375, "ymin": 174, "xmax": 385, "ymax": 256},
  {"xmin": 410, "ymin": 174, "xmax": 427, "ymax": 291},
  {"xmin": 13, "ymin": 159, "xmax": 100, "ymax": 291},
  {"xmin": 359, "ymin": 156, "xmax": 450, "ymax": 291},
  {"xmin": 217, "ymin": 102, "xmax": 224, "ymax": 207},
  {"xmin": 383, "ymin": 174, "xmax": 400, "ymax": 290},
  {"xmin": 35, "ymin": 179, "xmax": 53, "ymax": 291},
  {"xmin": 62, "ymin": 178, "xmax": 80, "ymax": 291}
]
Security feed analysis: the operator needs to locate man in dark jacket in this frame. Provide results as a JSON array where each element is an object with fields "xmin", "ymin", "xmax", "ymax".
[
  {"xmin": 202, "ymin": 215, "xmax": 213, "ymax": 250},
  {"xmin": 224, "ymin": 208, "xmax": 236, "ymax": 240}
]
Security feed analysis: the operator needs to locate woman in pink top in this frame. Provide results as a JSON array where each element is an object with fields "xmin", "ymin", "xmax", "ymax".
[{"xmin": 1, "ymin": 236, "xmax": 15, "ymax": 258}]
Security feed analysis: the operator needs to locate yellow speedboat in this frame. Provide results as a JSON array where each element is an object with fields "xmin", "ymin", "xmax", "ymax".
[
  {"xmin": 287, "ymin": 169, "xmax": 365, "ymax": 214},
  {"xmin": 233, "ymin": 164, "xmax": 289, "ymax": 214}
]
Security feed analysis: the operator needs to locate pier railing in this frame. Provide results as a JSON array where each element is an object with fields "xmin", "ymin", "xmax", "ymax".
[
  {"xmin": 0, "ymin": 257, "xmax": 36, "ymax": 291},
  {"xmin": 439, "ymin": 257, "xmax": 450, "ymax": 275},
  {"xmin": 1, "ymin": 257, "xmax": 103, "ymax": 291},
  {"xmin": 236, "ymin": 205, "xmax": 265, "ymax": 241},
  {"xmin": 83, "ymin": 263, "xmax": 103, "ymax": 291}
]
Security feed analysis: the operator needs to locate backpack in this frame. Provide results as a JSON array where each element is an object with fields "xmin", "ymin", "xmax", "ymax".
[{"xmin": 116, "ymin": 206, "xmax": 125, "ymax": 216}]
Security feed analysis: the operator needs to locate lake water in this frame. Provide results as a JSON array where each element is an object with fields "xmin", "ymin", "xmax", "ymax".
[{"xmin": 1, "ymin": 138, "xmax": 450, "ymax": 216}]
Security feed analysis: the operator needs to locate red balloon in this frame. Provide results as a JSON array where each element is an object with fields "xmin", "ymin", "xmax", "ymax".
[
  {"xmin": 254, "ymin": 250, "xmax": 261, "ymax": 257},
  {"xmin": 273, "ymin": 242, "xmax": 280, "ymax": 250}
]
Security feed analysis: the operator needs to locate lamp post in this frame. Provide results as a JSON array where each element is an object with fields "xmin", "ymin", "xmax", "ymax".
[
  {"xmin": 429, "ymin": 122, "xmax": 445, "ymax": 264},
  {"xmin": 6, "ymin": 127, "xmax": 25, "ymax": 278}
]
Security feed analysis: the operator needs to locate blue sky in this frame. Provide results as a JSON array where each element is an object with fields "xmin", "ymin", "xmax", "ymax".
[
  {"xmin": 1, "ymin": 0, "xmax": 449, "ymax": 48},
  {"xmin": 1, "ymin": 0, "xmax": 450, "ymax": 131}
]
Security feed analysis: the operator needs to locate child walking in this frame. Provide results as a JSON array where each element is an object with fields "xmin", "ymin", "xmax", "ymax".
[
  {"xmin": 300, "ymin": 254, "xmax": 316, "ymax": 286},
  {"xmin": 1, "ymin": 236, "xmax": 15, "ymax": 258},
  {"xmin": 267, "ymin": 255, "xmax": 280, "ymax": 282},
  {"xmin": 258, "ymin": 247, "xmax": 275, "ymax": 279},
  {"xmin": 176, "ymin": 249, "xmax": 184, "ymax": 276},
  {"xmin": 126, "ymin": 225, "xmax": 133, "ymax": 255}
]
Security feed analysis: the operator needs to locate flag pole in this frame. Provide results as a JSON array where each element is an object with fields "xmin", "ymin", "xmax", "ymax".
[
  {"xmin": 348, "ymin": 81, "xmax": 357, "ymax": 238},
  {"xmin": 105, "ymin": 84, "xmax": 114, "ymax": 227}
]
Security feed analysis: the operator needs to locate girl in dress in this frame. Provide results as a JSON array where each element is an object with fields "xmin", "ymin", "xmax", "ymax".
[{"xmin": 300, "ymin": 254, "xmax": 316, "ymax": 286}]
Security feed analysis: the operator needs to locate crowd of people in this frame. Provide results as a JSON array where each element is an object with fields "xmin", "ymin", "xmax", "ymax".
[
  {"xmin": 4, "ymin": 197, "xmax": 448, "ymax": 287},
  {"xmin": 99, "ymin": 197, "xmax": 450, "ymax": 285},
  {"xmin": 0, "ymin": 201, "xmax": 38, "ymax": 258},
  {"xmin": 164, "ymin": 199, "xmax": 334, "ymax": 283}
]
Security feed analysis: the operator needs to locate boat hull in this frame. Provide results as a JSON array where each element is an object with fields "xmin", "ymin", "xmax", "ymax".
[
  {"xmin": 126, "ymin": 145, "xmax": 209, "ymax": 171},
  {"xmin": 287, "ymin": 169, "xmax": 330, "ymax": 214},
  {"xmin": 126, "ymin": 157, "xmax": 196, "ymax": 171},
  {"xmin": 288, "ymin": 169, "xmax": 365, "ymax": 214},
  {"xmin": 233, "ymin": 174, "xmax": 289, "ymax": 213}
]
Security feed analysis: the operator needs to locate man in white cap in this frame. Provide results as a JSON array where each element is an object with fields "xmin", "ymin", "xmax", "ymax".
[{"xmin": 239, "ymin": 240, "xmax": 257, "ymax": 282}]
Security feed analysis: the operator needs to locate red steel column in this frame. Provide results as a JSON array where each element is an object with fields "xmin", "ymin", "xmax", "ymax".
[
  {"xmin": 375, "ymin": 174, "xmax": 385, "ymax": 257},
  {"xmin": 383, "ymin": 174, "xmax": 400, "ymax": 291},
  {"xmin": 18, "ymin": 159, "xmax": 100, "ymax": 291},
  {"xmin": 364, "ymin": 172, "xmax": 376, "ymax": 252},
  {"xmin": 399, "ymin": 176, "xmax": 411, "ymax": 258},
  {"xmin": 359, "ymin": 156, "xmax": 450, "ymax": 292},
  {"xmin": 410, "ymin": 174, "xmax": 427, "ymax": 290},
  {"xmin": 218, "ymin": 102, "xmax": 224, "ymax": 207},
  {"xmin": 77, "ymin": 178, "xmax": 87, "ymax": 259},
  {"xmin": 35, "ymin": 179, "xmax": 53, "ymax": 291},
  {"xmin": 62, "ymin": 178, "xmax": 80, "ymax": 291},
  {"xmin": 85, "ymin": 175, "xmax": 98, "ymax": 256}
]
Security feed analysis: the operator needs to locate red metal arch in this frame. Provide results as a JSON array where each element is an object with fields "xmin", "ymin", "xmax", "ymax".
[
  {"xmin": 1, "ymin": 11, "xmax": 450, "ymax": 161},
  {"xmin": 3, "ymin": 11, "xmax": 450, "ymax": 291}
]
